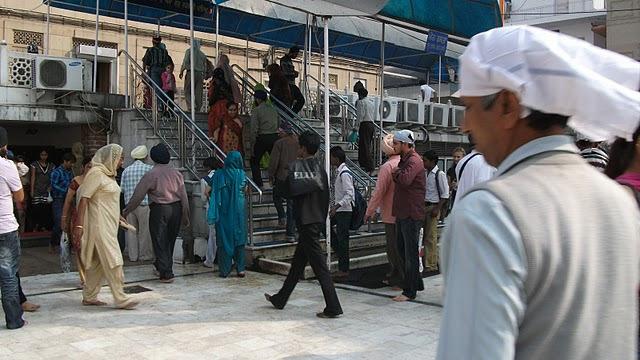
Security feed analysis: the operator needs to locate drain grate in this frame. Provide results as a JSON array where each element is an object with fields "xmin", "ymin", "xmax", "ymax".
[{"xmin": 123, "ymin": 285, "xmax": 153, "ymax": 294}]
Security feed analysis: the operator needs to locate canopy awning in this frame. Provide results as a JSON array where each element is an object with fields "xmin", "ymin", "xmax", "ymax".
[{"xmin": 46, "ymin": 0, "xmax": 501, "ymax": 73}]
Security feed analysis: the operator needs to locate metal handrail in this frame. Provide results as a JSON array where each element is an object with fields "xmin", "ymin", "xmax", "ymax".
[
  {"xmin": 119, "ymin": 50, "xmax": 262, "ymax": 245},
  {"xmin": 231, "ymin": 64, "xmax": 375, "ymax": 195},
  {"xmin": 305, "ymin": 73, "xmax": 389, "ymax": 137}
]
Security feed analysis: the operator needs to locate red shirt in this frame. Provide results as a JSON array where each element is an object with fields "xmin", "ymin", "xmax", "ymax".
[{"xmin": 392, "ymin": 149, "xmax": 426, "ymax": 221}]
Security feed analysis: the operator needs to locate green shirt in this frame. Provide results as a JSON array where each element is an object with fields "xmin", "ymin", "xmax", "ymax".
[{"xmin": 250, "ymin": 103, "xmax": 279, "ymax": 143}]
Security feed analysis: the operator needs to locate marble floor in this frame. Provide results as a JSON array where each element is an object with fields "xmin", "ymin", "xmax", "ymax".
[{"xmin": 2, "ymin": 264, "xmax": 444, "ymax": 359}]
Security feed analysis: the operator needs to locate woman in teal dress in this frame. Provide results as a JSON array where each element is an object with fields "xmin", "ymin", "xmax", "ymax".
[{"xmin": 208, "ymin": 151, "xmax": 247, "ymax": 278}]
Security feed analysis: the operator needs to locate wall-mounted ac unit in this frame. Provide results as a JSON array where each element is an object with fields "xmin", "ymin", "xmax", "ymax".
[
  {"xmin": 35, "ymin": 56, "xmax": 85, "ymax": 91},
  {"xmin": 428, "ymin": 103, "xmax": 450, "ymax": 126},
  {"xmin": 450, "ymin": 105, "xmax": 465, "ymax": 128},
  {"xmin": 400, "ymin": 99, "xmax": 422, "ymax": 124},
  {"xmin": 381, "ymin": 97, "xmax": 402, "ymax": 123}
]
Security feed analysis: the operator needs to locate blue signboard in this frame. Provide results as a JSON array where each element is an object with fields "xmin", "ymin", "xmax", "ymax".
[{"xmin": 425, "ymin": 31, "xmax": 448, "ymax": 55}]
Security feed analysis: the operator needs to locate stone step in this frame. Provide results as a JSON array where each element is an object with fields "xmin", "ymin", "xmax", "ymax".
[{"xmin": 247, "ymin": 230, "xmax": 387, "ymax": 264}]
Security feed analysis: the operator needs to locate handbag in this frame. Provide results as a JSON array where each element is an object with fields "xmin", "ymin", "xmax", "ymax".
[{"xmin": 288, "ymin": 158, "xmax": 326, "ymax": 197}]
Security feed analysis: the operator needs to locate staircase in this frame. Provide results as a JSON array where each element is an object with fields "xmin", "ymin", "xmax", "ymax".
[{"xmin": 121, "ymin": 51, "xmax": 390, "ymax": 277}]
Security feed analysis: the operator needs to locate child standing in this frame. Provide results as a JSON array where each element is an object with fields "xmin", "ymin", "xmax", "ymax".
[
  {"xmin": 161, "ymin": 63, "xmax": 177, "ymax": 111},
  {"xmin": 201, "ymin": 157, "xmax": 222, "ymax": 268}
]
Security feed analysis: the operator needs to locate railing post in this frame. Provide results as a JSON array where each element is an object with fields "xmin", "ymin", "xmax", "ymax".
[
  {"xmin": 151, "ymin": 86, "xmax": 158, "ymax": 133},
  {"xmin": 248, "ymin": 186, "xmax": 254, "ymax": 246}
]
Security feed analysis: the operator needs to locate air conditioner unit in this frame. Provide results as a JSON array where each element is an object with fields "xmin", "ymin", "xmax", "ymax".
[
  {"xmin": 35, "ymin": 56, "xmax": 85, "ymax": 91},
  {"xmin": 381, "ymin": 97, "xmax": 401, "ymax": 123},
  {"xmin": 428, "ymin": 103, "xmax": 450, "ymax": 127},
  {"xmin": 450, "ymin": 105, "xmax": 465, "ymax": 128},
  {"xmin": 400, "ymin": 99, "xmax": 422, "ymax": 124},
  {"xmin": 318, "ymin": 91, "xmax": 348, "ymax": 118}
]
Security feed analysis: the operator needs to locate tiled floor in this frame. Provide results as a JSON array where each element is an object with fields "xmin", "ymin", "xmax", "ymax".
[{"xmin": 3, "ymin": 264, "xmax": 444, "ymax": 359}]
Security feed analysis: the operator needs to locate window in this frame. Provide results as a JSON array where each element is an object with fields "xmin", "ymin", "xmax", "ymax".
[
  {"xmin": 353, "ymin": 77, "xmax": 367, "ymax": 90},
  {"xmin": 72, "ymin": 38, "xmax": 118, "ymax": 50},
  {"xmin": 13, "ymin": 30, "xmax": 43, "ymax": 48},
  {"xmin": 329, "ymin": 74, "xmax": 338, "ymax": 88}
]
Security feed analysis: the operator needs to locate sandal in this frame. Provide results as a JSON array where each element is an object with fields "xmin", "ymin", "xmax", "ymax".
[
  {"xmin": 21, "ymin": 302, "xmax": 40, "ymax": 312},
  {"xmin": 117, "ymin": 301, "xmax": 139, "ymax": 310},
  {"xmin": 82, "ymin": 299, "xmax": 107, "ymax": 306}
]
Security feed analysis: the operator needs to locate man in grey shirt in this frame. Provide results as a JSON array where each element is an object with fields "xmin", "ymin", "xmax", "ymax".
[
  {"xmin": 438, "ymin": 26, "xmax": 640, "ymax": 359},
  {"xmin": 249, "ymin": 90, "xmax": 279, "ymax": 188}
]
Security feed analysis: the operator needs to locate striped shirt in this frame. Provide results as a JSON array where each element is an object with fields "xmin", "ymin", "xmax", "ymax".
[
  {"xmin": 121, "ymin": 160, "xmax": 153, "ymax": 206},
  {"xmin": 580, "ymin": 147, "xmax": 609, "ymax": 172},
  {"xmin": 50, "ymin": 166, "xmax": 73, "ymax": 199}
]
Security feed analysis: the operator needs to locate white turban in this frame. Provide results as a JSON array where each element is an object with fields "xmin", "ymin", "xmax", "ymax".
[
  {"xmin": 130, "ymin": 145, "xmax": 148, "ymax": 160},
  {"xmin": 459, "ymin": 25, "xmax": 640, "ymax": 141}
]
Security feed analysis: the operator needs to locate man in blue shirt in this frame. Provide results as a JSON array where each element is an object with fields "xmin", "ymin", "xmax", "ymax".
[{"xmin": 50, "ymin": 153, "xmax": 75, "ymax": 253}]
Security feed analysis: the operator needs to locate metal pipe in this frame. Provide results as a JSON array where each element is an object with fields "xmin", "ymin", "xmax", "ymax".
[
  {"xmin": 323, "ymin": 17, "xmax": 331, "ymax": 270},
  {"xmin": 46, "ymin": 0, "xmax": 50, "ymax": 55},
  {"xmin": 438, "ymin": 55, "xmax": 442, "ymax": 103},
  {"xmin": 379, "ymin": 22, "xmax": 385, "ymax": 166},
  {"xmin": 189, "ymin": 0, "xmax": 196, "ymax": 167},
  {"xmin": 215, "ymin": 4, "xmax": 219, "ymax": 60},
  {"xmin": 93, "ymin": 0, "xmax": 99, "ymax": 92},
  {"xmin": 124, "ymin": 0, "xmax": 129, "ymax": 106}
]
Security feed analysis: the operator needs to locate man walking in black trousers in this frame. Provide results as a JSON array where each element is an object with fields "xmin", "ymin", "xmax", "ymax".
[
  {"xmin": 123, "ymin": 144, "xmax": 190, "ymax": 283},
  {"xmin": 265, "ymin": 131, "xmax": 343, "ymax": 318}
]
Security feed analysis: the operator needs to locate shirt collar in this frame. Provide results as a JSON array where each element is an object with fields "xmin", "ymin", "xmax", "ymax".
[
  {"xmin": 336, "ymin": 163, "xmax": 348, "ymax": 173},
  {"xmin": 430, "ymin": 165, "xmax": 440, "ymax": 174},
  {"xmin": 496, "ymin": 135, "xmax": 578, "ymax": 176}
]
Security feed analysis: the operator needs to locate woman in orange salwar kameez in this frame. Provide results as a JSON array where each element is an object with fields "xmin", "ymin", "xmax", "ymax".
[{"xmin": 207, "ymin": 68, "xmax": 233, "ymax": 139}]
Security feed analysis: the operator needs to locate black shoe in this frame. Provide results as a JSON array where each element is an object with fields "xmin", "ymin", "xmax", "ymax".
[
  {"xmin": 316, "ymin": 311, "xmax": 342, "ymax": 319},
  {"xmin": 264, "ymin": 293, "xmax": 284, "ymax": 310}
]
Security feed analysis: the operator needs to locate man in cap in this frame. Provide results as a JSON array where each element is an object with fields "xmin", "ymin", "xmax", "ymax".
[
  {"xmin": 249, "ymin": 89, "xmax": 280, "ymax": 189},
  {"xmin": 142, "ymin": 35, "xmax": 171, "ymax": 88},
  {"xmin": 268, "ymin": 121, "xmax": 299, "ymax": 242},
  {"xmin": 123, "ymin": 144, "xmax": 190, "ymax": 283},
  {"xmin": 390, "ymin": 129, "xmax": 425, "ymax": 302},
  {"xmin": 437, "ymin": 26, "xmax": 640, "ymax": 359},
  {"xmin": 121, "ymin": 145, "xmax": 154, "ymax": 262},
  {"xmin": 0, "ymin": 127, "xmax": 26, "ymax": 329}
]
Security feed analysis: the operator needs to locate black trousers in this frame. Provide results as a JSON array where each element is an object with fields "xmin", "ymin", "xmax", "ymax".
[
  {"xmin": 289, "ymin": 83, "xmax": 305, "ymax": 114},
  {"xmin": 250, "ymin": 133, "xmax": 279, "ymax": 188},
  {"xmin": 149, "ymin": 202, "xmax": 183, "ymax": 280},
  {"xmin": 331, "ymin": 212, "xmax": 351, "ymax": 272},
  {"xmin": 358, "ymin": 121, "xmax": 376, "ymax": 173},
  {"xmin": 271, "ymin": 223, "xmax": 343, "ymax": 316},
  {"xmin": 396, "ymin": 217, "xmax": 424, "ymax": 299}
]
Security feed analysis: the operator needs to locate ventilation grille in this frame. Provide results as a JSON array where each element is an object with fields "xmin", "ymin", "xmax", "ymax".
[
  {"xmin": 8, "ymin": 56, "xmax": 33, "ymax": 87},
  {"xmin": 39, "ymin": 60, "xmax": 67, "ymax": 88},
  {"xmin": 13, "ymin": 30, "xmax": 43, "ymax": 47}
]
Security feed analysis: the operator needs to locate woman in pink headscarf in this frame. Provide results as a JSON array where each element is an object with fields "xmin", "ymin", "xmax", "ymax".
[{"xmin": 216, "ymin": 54, "xmax": 242, "ymax": 105}]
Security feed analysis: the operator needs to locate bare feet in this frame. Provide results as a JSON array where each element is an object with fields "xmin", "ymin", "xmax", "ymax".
[
  {"xmin": 391, "ymin": 286, "xmax": 403, "ymax": 291},
  {"xmin": 117, "ymin": 301, "xmax": 139, "ymax": 310},
  {"xmin": 237, "ymin": 272, "xmax": 246, "ymax": 278},
  {"xmin": 392, "ymin": 295, "xmax": 411, "ymax": 302},
  {"xmin": 82, "ymin": 299, "xmax": 107, "ymax": 306},
  {"xmin": 21, "ymin": 302, "xmax": 40, "ymax": 312},
  {"xmin": 159, "ymin": 277, "xmax": 174, "ymax": 283}
]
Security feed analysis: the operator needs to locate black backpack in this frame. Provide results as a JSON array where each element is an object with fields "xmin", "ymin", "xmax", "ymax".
[{"xmin": 339, "ymin": 170, "xmax": 367, "ymax": 230}]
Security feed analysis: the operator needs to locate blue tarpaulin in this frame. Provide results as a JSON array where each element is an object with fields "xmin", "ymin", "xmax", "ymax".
[{"xmin": 46, "ymin": 0, "xmax": 501, "ymax": 73}]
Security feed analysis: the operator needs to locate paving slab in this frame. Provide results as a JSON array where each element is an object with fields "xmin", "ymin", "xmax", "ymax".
[{"xmin": 3, "ymin": 264, "xmax": 444, "ymax": 359}]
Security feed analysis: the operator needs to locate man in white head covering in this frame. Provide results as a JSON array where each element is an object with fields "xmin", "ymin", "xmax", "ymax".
[
  {"xmin": 120, "ymin": 145, "xmax": 154, "ymax": 262},
  {"xmin": 437, "ymin": 26, "xmax": 640, "ymax": 360}
]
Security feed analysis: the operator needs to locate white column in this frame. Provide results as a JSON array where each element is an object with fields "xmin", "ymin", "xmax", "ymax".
[
  {"xmin": 379, "ymin": 23, "xmax": 385, "ymax": 164},
  {"xmin": 323, "ymin": 17, "xmax": 331, "ymax": 269},
  {"xmin": 189, "ymin": 0, "xmax": 196, "ymax": 120},
  {"xmin": 124, "ymin": 0, "xmax": 129, "ymax": 106},
  {"xmin": 438, "ymin": 56, "xmax": 442, "ymax": 103},
  {"xmin": 45, "ymin": 0, "xmax": 51, "ymax": 55},
  {"xmin": 93, "ymin": 0, "xmax": 99, "ymax": 92}
]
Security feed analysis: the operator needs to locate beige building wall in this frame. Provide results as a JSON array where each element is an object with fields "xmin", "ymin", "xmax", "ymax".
[
  {"xmin": 1, "ymin": 0, "xmax": 379, "ymax": 103},
  {"xmin": 607, "ymin": 0, "xmax": 640, "ymax": 60}
]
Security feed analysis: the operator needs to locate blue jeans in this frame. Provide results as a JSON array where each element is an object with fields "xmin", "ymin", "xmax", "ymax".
[
  {"xmin": 51, "ymin": 197, "xmax": 64, "ymax": 247},
  {"xmin": 0, "ymin": 231, "xmax": 24, "ymax": 329}
]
